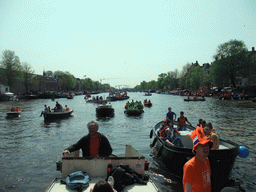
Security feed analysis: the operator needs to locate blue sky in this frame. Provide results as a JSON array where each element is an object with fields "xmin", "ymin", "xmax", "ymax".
[{"xmin": 0, "ymin": 0, "xmax": 256, "ymax": 88}]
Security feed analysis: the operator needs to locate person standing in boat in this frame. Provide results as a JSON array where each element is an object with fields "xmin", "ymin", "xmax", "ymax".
[
  {"xmin": 62, "ymin": 121, "xmax": 112, "ymax": 158},
  {"xmin": 177, "ymin": 111, "xmax": 192, "ymax": 131},
  {"xmin": 183, "ymin": 129, "xmax": 213, "ymax": 192},
  {"xmin": 166, "ymin": 107, "xmax": 176, "ymax": 123}
]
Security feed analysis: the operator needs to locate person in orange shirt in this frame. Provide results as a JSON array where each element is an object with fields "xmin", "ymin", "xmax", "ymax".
[
  {"xmin": 15, "ymin": 107, "xmax": 19, "ymax": 112},
  {"xmin": 183, "ymin": 129, "xmax": 213, "ymax": 192},
  {"xmin": 177, "ymin": 111, "xmax": 192, "ymax": 131},
  {"xmin": 65, "ymin": 105, "xmax": 69, "ymax": 111}
]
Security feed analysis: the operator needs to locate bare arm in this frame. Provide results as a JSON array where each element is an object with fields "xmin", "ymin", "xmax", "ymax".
[{"xmin": 184, "ymin": 183, "xmax": 192, "ymax": 192}]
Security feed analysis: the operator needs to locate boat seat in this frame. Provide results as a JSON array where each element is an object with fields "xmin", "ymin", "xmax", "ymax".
[{"xmin": 178, "ymin": 131, "xmax": 193, "ymax": 148}]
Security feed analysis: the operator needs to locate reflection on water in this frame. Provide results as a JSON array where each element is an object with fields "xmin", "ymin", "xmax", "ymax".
[{"xmin": 0, "ymin": 93, "xmax": 255, "ymax": 192}]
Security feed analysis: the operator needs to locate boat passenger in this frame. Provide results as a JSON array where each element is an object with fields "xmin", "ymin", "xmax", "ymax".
[
  {"xmin": 196, "ymin": 118, "xmax": 203, "ymax": 127},
  {"xmin": 193, "ymin": 95, "xmax": 197, "ymax": 99},
  {"xmin": 90, "ymin": 180, "xmax": 116, "ymax": 192},
  {"xmin": 196, "ymin": 120, "xmax": 206, "ymax": 138},
  {"xmin": 62, "ymin": 121, "xmax": 112, "ymax": 158},
  {"xmin": 11, "ymin": 107, "xmax": 15, "ymax": 111},
  {"xmin": 207, "ymin": 122, "xmax": 215, "ymax": 133},
  {"xmin": 204, "ymin": 125, "xmax": 219, "ymax": 150},
  {"xmin": 65, "ymin": 105, "xmax": 69, "ymax": 111},
  {"xmin": 15, "ymin": 107, "xmax": 19, "ymax": 112},
  {"xmin": 165, "ymin": 128, "xmax": 184, "ymax": 147},
  {"xmin": 47, "ymin": 106, "xmax": 51, "ymax": 112},
  {"xmin": 177, "ymin": 111, "xmax": 192, "ymax": 131},
  {"xmin": 183, "ymin": 129, "xmax": 213, "ymax": 192},
  {"xmin": 40, "ymin": 105, "xmax": 48, "ymax": 116},
  {"xmin": 166, "ymin": 107, "xmax": 176, "ymax": 123}
]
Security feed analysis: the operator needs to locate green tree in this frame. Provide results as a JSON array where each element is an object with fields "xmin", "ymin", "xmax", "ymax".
[
  {"xmin": 0, "ymin": 50, "xmax": 22, "ymax": 90},
  {"xmin": 54, "ymin": 71, "xmax": 76, "ymax": 91},
  {"xmin": 212, "ymin": 39, "xmax": 250, "ymax": 88}
]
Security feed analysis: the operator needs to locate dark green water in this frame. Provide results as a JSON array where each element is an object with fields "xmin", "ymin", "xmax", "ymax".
[{"xmin": 0, "ymin": 92, "xmax": 255, "ymax": 192}]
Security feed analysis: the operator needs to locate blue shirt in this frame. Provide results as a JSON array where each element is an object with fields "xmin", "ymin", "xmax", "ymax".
[{"xmin": 166, "ymin": 111, "xmax": 175, "ymax": 121}]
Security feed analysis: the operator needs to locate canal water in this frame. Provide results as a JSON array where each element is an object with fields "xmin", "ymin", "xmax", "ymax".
[{"xmin": 0, "ymin": 92, "xmax": 255, "ymax": 192}]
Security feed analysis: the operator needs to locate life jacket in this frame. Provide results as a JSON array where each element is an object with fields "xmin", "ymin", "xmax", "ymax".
[{"xmin": 178, "ymin": 116, "xmax": 186, "ymax": 127}]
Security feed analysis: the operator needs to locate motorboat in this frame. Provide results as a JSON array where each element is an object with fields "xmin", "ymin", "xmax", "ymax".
[
  {"xmin": 150, "ymin": 121, "xmax": 240, "ymax": 192},
  {"xmin": 42, "ymin": 109, "xmax": 74, "ymax": 120},
  {"xmin": 96, "ymin": 103, "xmax": 114, "ymax": 117},
  {"xmin": 45, "ymin": 145, "xmax": 161, "ymax": 192}
]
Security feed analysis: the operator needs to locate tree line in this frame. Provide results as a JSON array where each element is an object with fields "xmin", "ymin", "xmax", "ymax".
[
  {"xmin": 0, "ymin": 50, "xmax": 111, "ymax": 93},
  {"xmin": 135, "ymin": 40, "xmax": 256, "ymax": 91},
  {"xmin": 1, "ymin": 39, "xmax": 255, "ymax": 93}
]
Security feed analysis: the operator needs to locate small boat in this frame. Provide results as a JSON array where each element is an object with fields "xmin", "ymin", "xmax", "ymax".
[
  {"xmin": 96, "ymin": 103, "xmax": 114, "ymax": 117},
  {"xmin": 124, "ymin": 102, "xmax": 144, "ymax": 115},
  {"xmin": 150, "ymin": 121, "xmax": 240, "ymax": 192},
  {"xmin": 86, "ymin": 99, "xmax": 109, "ymax": 104},
  {"xmin": 143, "ymin": 92, "xmax": 152, "ymax": 96},
  {"xmin": 6, "ymin": 112, "xmax": 20, "ymax": 118},
  {"xmin": 42, "ymin": 109, "xmax": 74, "ymax": 120},
  {"xmin": 144, "ymin": 102, "xmax": 152, "ymax": 107},
  {"xmin": 184, "ymin": 98, "xmax": 205, "ymax": 101},
  {"xmin": 45, "ymin": 145, "xmax": 160, "ymax": 192},
  {"xmin": 67, "ymin": 95, "xmax": 73, "ymax": 99}
]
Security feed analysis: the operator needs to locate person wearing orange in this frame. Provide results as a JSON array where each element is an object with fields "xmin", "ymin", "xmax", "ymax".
[
  {"xmin": 177, "ymin": 111, "xmax": 192, "ymax": 131},
  {"xmin": 183, "ymin": 129, "xmax": 213, "ymax": 192},
  {"xmin": 15, "ymin": 107, "xmax": 19, "ymax": 112},
  {"xmin": 65, "ymin": 105, "xmax": 69, "ymax": 111},
  {"xmin": 196, "ymin": 120, "xmax": 206, "ymax": 138},
  {"xmin": 62, "ymin": 121, "xmax": 112, "ymax": 158}
]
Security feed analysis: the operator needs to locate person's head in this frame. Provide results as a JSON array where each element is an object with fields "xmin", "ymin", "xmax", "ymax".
[
  {"xmin": 203, "ymin": 126, "xmax": 211, "ymax": 136},
  {"xmin": 65, "ymin": 105, "xmax": 67, "ymax": 107},
  {"xmin": 189, "ymin": 129, "xmax": 213, "ymax": 155},
  {"xmin": 202, "ymin": 120, "xmax": 206, "ymax": 128},
  {"xmin": 198, "ymin": 118, "xmax": 203, "ymax": 124},
  {"xmin": 91, "ymin": 180, "xmax": 113, "ymax": 192},
  {"xmin": 87, "ymin": 121, "xmax": 99, "ymax": 136},
  {"xmin": 207, "ymin": 122, "xmax": 212, "ymax": 129},
  {"xmin": 180, "ymin": 111, "xmax": 184, "ymax": 117},
  {"xmin": 168, "ymin": 107, "xmax": 172, "ymax": 111}
]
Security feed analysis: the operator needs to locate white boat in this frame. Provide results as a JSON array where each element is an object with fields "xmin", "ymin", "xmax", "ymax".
[{"xmin": 46, "ymin": 145, "xmax": 161, "ymax": 192}]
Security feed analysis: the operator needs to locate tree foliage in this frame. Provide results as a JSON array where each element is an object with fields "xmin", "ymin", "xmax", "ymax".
[
  {"xmin": 0, "ymin": 50, "xmax": 22, "ymax": 89},
  {"xmin": 212, "ymin": 39, "xmax": 251, "ymax": 87}
]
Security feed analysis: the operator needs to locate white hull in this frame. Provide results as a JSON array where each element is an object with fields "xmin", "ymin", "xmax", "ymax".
[{"xmin": 46, "ymin": 145, "xmax": 161, "ymax": 192}]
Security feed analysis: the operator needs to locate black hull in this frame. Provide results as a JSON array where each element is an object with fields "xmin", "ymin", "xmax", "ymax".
[
  {"xmin": 43, "ymin": 109, "xmax": 74, "ymax": 120},
  {"xmin": 107, "ymin": 96, "xmax": 130, "ymax": 101},
  {"xmin": 144, "ymin": 103, "xmax": 152, "ymax": 107},
  {"xmin": 151, "ymin": 122, "xmax": 239, "ymax": 192},
  {"xmin": 184, "ymin": 98, "xmax": 205, "ymax": 101},
  {"xmin": 96, "ymin": 108, "xmax": 114, "ymax": 117},
  {"xmin": 6, "ymin": 112, "xmax": 20, "ymax": 118}
]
